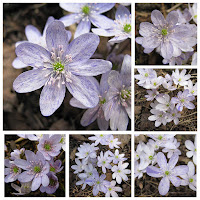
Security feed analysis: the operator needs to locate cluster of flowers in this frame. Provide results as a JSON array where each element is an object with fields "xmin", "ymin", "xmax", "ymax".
[
  {"xmin": 12, "ymin": 3, "xmax": 131, "ymax": 131},
  {"xmin": 136, "ymin": 4, "xmax": 197, "ymax": 65},
  {"xmin": 135, "ymin": 134, "xmax": 197, "ymax": 196},
  {"xmin": 5, "ymin": 134, "xmax": 65, "ymax": 195},
  {"xmin": 71, "ymin": 134, "xmax": 131, "ymax": 197},
  {"xmin": 135, "ymin": 68, "xmax": 196, "ymax": 127}
]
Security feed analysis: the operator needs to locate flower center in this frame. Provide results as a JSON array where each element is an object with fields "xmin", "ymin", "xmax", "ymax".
[
  {"xmin": 115, "ymin": 155, "xmax": 119, "ymax": 159},
  {"xmin": 96, "ymin": 181, "xmax": 100, "ymax": 184},
  {"xmin": 172, "ymin": 113, "xmax": 175, "ymax": 117},
  {"xmin": 153, "ymin": 82, "xmax": 157, "ymax": 86},
  {"xmin": 149, "ymin": 156, "xmax": 153, "ymax": 160},
  {"xmin": 166, "ymin": 103, "xmax": 170, "ymax": 107},
  {"xmin": 89, "ymin": 172, "xmax": 92, "ymax": 176},
  {"xmin": 158, "ymin": 135, "xmax": 163, "ymax": 140},
  {"xmin": 124, "ymin": 24, "xmax": 131, "ymax": 33},
  {"xmin": 110, "ymin": 140, "xmax": 113, "ymax": 143},
  {"xmin": 50, "ymin": 166, "xmax": 56, "ymax": 172},
  {"xmin": 161, "ymin": 29, "xmax": 168, "ymax": 35},
  {"xmin": 60, "ymin": 137, "xmax": 64, "ymax": 144},
  {"xmin": 121, "ymin": 89, "xmax": 131, "ymax": 100},
  {"xmin": 44, "ymin": 143, "xmax": 51, "ymax": 151},
  {"xmin": 195, "ymin": 148, "xmax": 197, "ymax": 152},
  {"xmin": 178, "ymin": 78, "xmax": 181, "ymax": 82},
  {"xmin": 108, "ymin": 187, "xmax": 112, "ymax": 191},
  {"xmin": 13, "ymin": 166, "xmax": 19, "ymax": 173},
  {"xmin": 53, "ymin": 61, "xmax": 65, "ymax": 72},
  {"xmin": 165, "ymin": 171, "xmax": 170, "ymax": 176},
  {"xmin": 34, "ymin": 166, "xmax": 41, "ymax": 173},
  {"xmin": 102, "ymin": 161, "xmax": 106, "ymax": 164},
  {"xmin": 144, "ymin": 73, "xmax": 148, "ymax": 77},
  {"xmin": 49, "ymin": 178, "xmax": 56, "ymax": 187},
  {"xmin": 100, "ymin": 98, "xmax": 106, "ymax": 105},
  {"xmin": 82, "ymin": 5, "xmax": 90, "ymax": 15},
  {"xmin": 181, "ymin": 99, "xmax": 185, "ymax": 103},
  {"xmin": 189, "ymin": 178, "xmax": 194, "ymax": 182},
  {"xmin": 194, "ymin": 15, "xmax": 197, "ymax": 19},
  {"xmin": 117, "ymin": 170, "xmax": 121, "ymax": 173},
  {"xmin": 191, "ymin": 90, "xmax": 194, "ymax": 94},
  {"xmin": 159, "ymin": 114, "xmax": 163, "ymax": 118},
  {"xmin": 100, "ymin": 134, "xmax": 103, "ymax": 137}
]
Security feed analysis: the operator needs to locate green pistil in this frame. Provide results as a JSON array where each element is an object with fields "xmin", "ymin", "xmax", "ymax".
[
  {"xmin": 159, "ymin": 114, "xmax": 163, "ymax": 118},
  {"xmin": 102, "ymin": 161, "xmax": 106, "ymax": 164},
  {"xmin": 158, "ymin": 135, "xmax": 163, "ymax": 140},
  {"xmin": 117, "ymin": 170, "xmax": 121, "ymax": 173},
  {"xmin": 124, "ymin": 24, "xmax": 131, "ymax": 33},
  {"xmin": 121, "ymin": 89, "xmax": 131, "ymax": 100},
  {"xmin": 191, "ymin": 90, "xmax": 194, "ymax": 94},
  {"xmin": 166, "ymin": 103, "xmax": 170, "ymax": 107},
  {"xmin": 50, "ymin": 166, "xmax": 56, "ymax": 172},
  {"xmin": 82, "ymin": 5, "xmax": 90, "ymax": 15},
  {"xmin": 108, "ymin": 187, "xmax": 112, "ymax": 191},
  {"xmin": 172, "ymin": 113, "xmax": 175, "ymax": 117},
  {"xmin": 189, "ymin": 178, "xmax": 194, "ymax": 183},
  {"xmin": 44, "ymin": 143, "xmax": 51, "ymax": 151},
  {"xmin": 34, "ymin": 166, "xmax": 41, "ymax": 173},
  {"xmin": 60, "ymin": 137, "xmax": 64, "ymax": 144},
  {"xmin": 100, "ymin": 134, "xmax": 103, "ymax": 137},
  {"xmin": 53, "ymin": 62, "xmax": 64, "ymax": 72},
  {"xmin": 89, "ymin": 172, "xmax": 92, "ymax": 176},
  {"xmin": 194, "ymin": 15, "xmax": 197, "ymax": 19},
  {"xmin": 195, "ymin": 148, "xmax": 197, "ymax": 152},
  {"xmin": 165, "ymin": 171, "xmax": 170, "ymax": 176},
  {"xmin": 145, "ymin": 73, "xmax": 148, "ymax": 77},
  {"xmin": 110, "ymin": 140, "xmax": 113, "ymax": 143},
  {"xmin": 115, "ymin": 155, "xmax": 119, "ymax": 159},
  {"xmin": 178, "ymin": 78, "xmax": 181, "ymax": 82},
  {"xmin": 13, "ymin": 167, "xmax": 19, "ymax": 173},
  {"xmin": 100, "ymin": 98, "xmax": 106, "ymax": 105},
  {"xmin": 153, "ymin": 82, "xmax": 157, "ymax": 86},
  {"xmin": 161, "ymin": 29, "xmax": 168, "ymax": 36},
  {"xmin": 181, "ymin": 99, "xmax": 185, "ymax": 103},
  {"xmin": 96, "ymin": 181, "xmax": 100, "ymax": 184},
  {"xmin": 149, "ymin": 156, "xmax": 153, "ymax": 160}
]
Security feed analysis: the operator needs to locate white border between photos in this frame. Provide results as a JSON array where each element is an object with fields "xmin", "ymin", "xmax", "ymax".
[{"xmin": 1, "ymin": 0, "xmax": 199, "ymax": 199}]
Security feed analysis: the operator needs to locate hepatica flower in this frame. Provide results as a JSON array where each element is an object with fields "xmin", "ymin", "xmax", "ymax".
[
  {"xmin": 88, "ymin": 134, "xmax": 109, "ymax": 146},
  {"xmin": 48, "ymin": 158, "xmax": 63, "ymax": 174},
  {"xmin": 14, "ymin": 150, "xmax": 50, "ymax": 191},
  {"xmin": 59, "ymin": 3, "xmax": 115, "ymax": 38},
  {"xmin": 92, "ymin": 5, "xmax": 131, "ymax": 43},
  {"xmin": 37, "ymin": 134, "xmax": 62, "ymax": 161},
  {"xmin": 172, "ymin": 69, "xmax": 191, "ymax": 86},
  {"xmin": 184, "ymin": 80, "xmax": 197, "ymax": 96},
  {"xmin": 146, "ymin": 152, "xmax": 188, "ymax": 196},
  {"xmin": 11, "ymin": 181, "xmax": 32, "ymax": 196},
  {"xmin": 97, "ymin": 151, "xmax": 112, "ymax": 173},
  {"xmin": 185, "ymin": 136, "xmax": 196, "ymax": 165},
  {"xmin": 13, "ymin": 20, "xmax": 112, "ymax": 116},
  {"xmin": 136, "ymin": 10, "xmax": 197, "ymax": 60},
  {"xmin": 105, "ymin": 181, "xmax": 122, "ymax": 197},
  {"xmin": 109, "ymin": 149, "xmax": 127, "ymax": 164}
]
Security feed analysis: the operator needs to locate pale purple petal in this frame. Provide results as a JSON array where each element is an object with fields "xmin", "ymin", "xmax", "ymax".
[
  {"xmin": 25, "ymin": 25, "xmax": 41, "ymax": 43},
  {"xmin": 166, "ymin": 11, "xmax": 179, "ymax": 27},
  {"xmin": 115, "ymin": 5, "xmax": 130, "ymax": 21},
  {"xmin": 158, "ymin": 177, "xmax": 170, "ymax": 196},
  {"xmin": 18, "ymin": 171, "xmax": 34, "ymax": 182},
  {"xmin": 74, "ymin": 20, "xmax": 91, "ymax": 38},
  {"xmin": 59, "ymin": 3, "xmax": 83, "ymax": 12},
  {"xmin": 49, "ymin": 134, "xmax": 62, "ymax": 144},
  {"xmin": 108, "ymin": 35, "xmax": 129, "ymax": 44},
  {"xmin": 42, "ymin": 16, "xmax": 55, "ymax": 36},
  {"xmin": 172, "ymin": 165, "xmax": 189, "ymax": 176},
  {"xmin": 31, "ymin": 176, "xmax": 42, "ymax": 191},
  {"xmin": 160, "ymin": 41, "xmax": 173, "ymax": 59},
  {"xmin": 14, "ymin": 159, "xmax": 29, "ymax": 170},
  {"xmin": 69, "ymin": 98, "xmax": 88, "ymax": 109},
  {"xmin": 97, "ymin": 115, "xmax": 109, "ymax": 130},
  {"xmin": 139, "ymin": 22, "xmax": 156, "ymax": 37},
  {"xmin": 59, "ymin": 13, "xmax": 81, "ymax": 27},
  {"xmin": 92, "ymin": 28, "xmax": 116, "ymax": 37},
  {"xmin": 12, "ymin": 57, "xmax": 28, "ymax": 69},
  {"xmin": 168, "ymin": 153, "xmax": 178, "ymax": 170},
  {"xmin": 151, "ymin": 10, "xmax": 166, "ymax": 27},
  {"xmin": 92, "ymin": 3, "xmax": 115, "ymax": 14},
  {"xmin": 169, "ymin": 175, "xmax": 181, "ymax": 187},
  {"xmin": 157, "ymin": 152, "xmax": 167, "ymax": 170},
  {"xmin": 146, "ymin": 166, "xmax": 163, "ymax": 177},
  {"xmin": 142, "ymin": 36, "xmax": 160, "ymax": 49},
  {"xmin": 42, "ymin": 174, "xmax": 49, "ymax": 187}
]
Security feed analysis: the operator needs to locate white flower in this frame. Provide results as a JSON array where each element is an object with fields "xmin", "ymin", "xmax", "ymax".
[
  {"xmin": 88, "ymin": 134, "xmax": 109, "ymax": 146},
  {"xmin": 166, "ymin": 108, "xmax": 181, "ymax": 125},
  {"xmin": 185, "ymin": 136, "xmax": 196, "ymax": 165},
  {"xmin": 97, "ymin": 151, "xmax": 112, "ymax": 173},
  {"xmin": 10, "ymin": 148, "xmax": 25, "ymax": 160},
  {"xmin": 134, "ymin": 141, "xmax": 145, "ymax": 161},
  {"xmin": 184, "ymin": 80, "xmax": 197, "ymax": 96},
  {"xmin": 134, "ymin": 161, "xmax": 146, "ymax": 179},
  {"xmin": 155, "ymin": 94, "xmax": 174, "ymax": 112},
  {"xmin": 71, "ymin": 158, "xmax": 87, "ymax": 174},
  {"xmin": 145, "ymin": 89, "xmax": 159, "ymax": 101},
  {"xmin": 149, "ymin": 76, "xmax": 163, "ymax": 89},
  {"xmin": 180, "ymin": 161, "xmax": 196, "ymax": 191},
  {"xmin": 105, "ymin": 181, "xmax": 122, "ymax": 197},
  {"xmin": 109, "ymin": 149, "xmax": 127, "ymax": 164},
  {"xmin": 59, "ymin": 134, "xmax": 66, "ymax": 151},
  {"xmin": 112, "ymin": 161, "xmax": 131, "ymax": 184},
  {"xmin": 147, "ymin": 139, "xmax": 160, "ymax": 151},
  {"xmin": 172, "ymin": 69, "xmax": 191, "ymax": 86},
  {"xmin": 106, "ymin": 135, "xmax": 121, "ymax": 149}
]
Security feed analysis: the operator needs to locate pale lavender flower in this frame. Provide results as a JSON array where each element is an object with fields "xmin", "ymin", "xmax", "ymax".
[
  {"xmin": 14, "ymin": 150, "xmax": 50, "ymax": 191},
  {"xmin": 134, "ymin": 141, "xmax": 146, "ymax": 161},
  {"xmin": 191, "ymin": 52, "xmax": 197, "ymax": 65},
  {"xmin": 48, "ymin": 158, "xmax": 63, "ymax": 174},
  {"xmin": 177, "ymin": 8, "xmax": 192, "ymax": 24},
  {"xmin": 136, "ymin": 10, "xmax": 197, "ymax": 60},
  {"xmin": 105, "ymin": 181, "xmax": 122, "ymax": 197},
  {"xmin": 10, "ymin": 148, "xmax": 25, "ymax": 160},
  {"xmin": 40, "ymin": 172, "xmax": 59, "ymax": 194},
  {"xmin": 162, "ymin": 74, "xmax": 176, "ymax": 91},
  {"xmin": 134, "ymin": 161, "xmax": 146, "ymax": 179},
  {"xmin": 149, "ymin": 76, "xmax": 163, "ymax": 89},
  {"xmin": 145, "ymin": 89, "xmax": 159, "ymax": 101},
  {"xmin": 166, "ymin": 108, "xmax": 181, "ymax": 125},
  {"xmin": 180, "ymin": 161, "xmax": 196, "ymax": 191},
  {"xmin": 171, "ymin": 89, "xmax": 195, "ymax": 111},
  {"xmin": 155, "ymin": 93, "xmax": 174, "ymax": 112},
  {"xmin": 88, "ymin": 134, "xmax": 109, "ymax": 145},
  {"xmin": 162, "ymin": 138, "xmax": 181, "ymax": 158},
  {"xmin": 17, "ymin": 134, "xmax": 39, "ymax": 141},
  {"xmin": 107, "ymin": 135, "xmax": 121, "ymax": 149},
  {"xmin": 5, "ymin": 159, "xmax": 21, "ymax": 183},
  {"xmin": 103, "ymin": 55, "xmax": 131, "ymax": 130},
  {"xmin": 13, "ymin": 21, "xmax": 112, "ymax": 116},
  {"xmin": 59, "ymin": 134, "xmax": 66, "ymax": 151},
  {"xmin": 172, "ymin": 69, "xmax": 191, "ymax": 86},
  {"xmin": 59, "ymin": 3, "xmax": 115, "ymax": 38},
  {"xmin": 92, "ymin": 5, "xmax": 131, "ymax": 43},
  {"xmin": 97, "ymin": 151, "xmax": 112, "ymax": 173},
  {"xmin": 146, "ymin": 152, "xmax": 188, "ymax": 195},
  {"xmin": 11, "ymin": 181, "xmax": 32, "ymax": 196},
  {"xmin": 78, "ymin": 163, "xmax": 97, "ymax": 180},
  {"xmin": 189, "ymin": 3, "xmax": 197, "ymax": 24},
  {"xmin": 37, "ymin": 134, "xmax": 62, "ymax": 161},
  {"xmin": 76, "ymin": 177, "xmax": 88, "ymax": 190},
  {"xmin": 147, "ymin": 139, "xmax": 160, "ymax": 151},
  {"xmin": 71, "ymin": 158, "xmax": 87, "ymax": 174},
  {"xmin": 112, "ymin": 161, "xmax": 131, "ymax": 184},
  {"xmin": 184, "ymin": 80, "xmax": 197, "ymax": 96},
  {"xmin": 185, "ymin": 136, "xmax": 196, "ymax": 165},
  {"xmin": 109, "ymin": 149, "xmax": 127, "ymax": 164}
]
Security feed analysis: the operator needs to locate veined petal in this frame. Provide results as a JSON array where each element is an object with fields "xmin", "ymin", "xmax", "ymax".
[
  {"xmin": 146, "ymin": 166, "xmax": 163, "ymax": 177},
  {"xmin": 158, "ymin": 177, "xmax": 170, "ymax": 196},
  {"xmin": 12, "ymin": 57, "xmax": 28, "ymax": 69},
  {"xmin": 74, "ymin": 20, "xmax": 91, "ymax": 38},
  {"xmin": 42, "ymin": 174, "xmax": 49, "ymax": 187},
  {"xmin": 151, "ymin": 10, "xmax": 166, "ymax": 27},
  {"xmin": 166, "ymin": 11, "xmax": 179, "ymax": 27},
  {"xmin": 115, "ymin": 5, "xmax": 130, "ymax": 21},
  {"xmin": 107, "ymin": 70, "xmax": 122, "ymax": 90},
  {"xmin": 168, "ymin": 152, "xmax": 179, "ymax": 170},
  {"xmin": 169, "ymin": 175, "xmax": 181, "ymax": 187},
  {"xmin": 172, "ymin": 165, "xmax": 189, "ymax": 176},
  {"xmin": 139, "ymin": 22, "xmax": 157, "ymax": 37},
  {"xmin": 66, "ymin": 75, "xmax": 99, "ymax": 108},
  {"xmin": 121, "ymin": 54, "xmax": 131, "ymax": 75},
  {"xmin": 43, "ymin": 16, "xmax": 55, "ymax": 36},
  {"xmin": 117, "ymin": 108, "xmax": 129, "ymax": 131},
  {"xmin": 70, "ymin": 59, "xmax": 112, "ymax": 76},
  {"xmin": 14, "ymin": 159, "xmax": 29, "ymax": 170},
  {"xmin": 59, "ymin": 13, "xmax": 81, "ymax": 27},
  {"xmin": 39, "ymin": 78, "xmax": 66, "ymax": 116},
  {"xmin": 25, "ymin": 25, "xmax": 41, "ymax": 43},
  {"xmin": 108, "ymin": 35, "xmax": 129, "ymax": 44},
  {"xmin": 157, "ymin": 152, "xmax": 167, "ymax": 170},
  {"xmin": 142, "ymin": 36, "xmax": 160, "ymax": 49},
  {"xmin": 31, "ymin": 176, "xmax": 42, "ymax": 191},
  {"xmin": 97, "ymin": 115, "xmax": 109, "ymax": 130},
  {"xmin": 161, "ymin": 41, "xmax": 173, "ymax": 59},
  {"xmin": 13, "ymin": 68, "xmax": 49, "ymax": 93},
  {"xmin": 18, "ymin": 171, "xmax": 34, "ymax": 182}
]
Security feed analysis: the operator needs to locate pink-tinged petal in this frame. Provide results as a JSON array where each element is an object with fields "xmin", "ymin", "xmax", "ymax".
[
  {"xmin": 39, "ymin": 79, "xmax": 66, "ymax": 116},
  {"xmin": 185, "ymin": 140, "xmax": 195, "ymax": 151},
  {"xmin": 70, "ymin": 59, "xmax": 112, "ymax": 76},
  {"xmin": 158, "ymin": 177, "xmax": 170, "ymax": 196},
  {"xmin": 151, "ymin": 10, "xmax": 166, "ymax": 27},
  {"xmin": 12, "ymin": 57, "xmax": 27, "ymax": 69},
  {"xmin": 13, "ymin": 69, "xmax": 49, "ymax": 93},
  {"xmin": 166, "ymin": 11, "xmax": 179, "ymax": 27},
  {"xmin": 59, "ymin": 13, "xmax": 81, "ymax": 27},
  {"xmin": 14, "ymin": 159, "xmax": 29, "ymax": 170},
  {"xmin": 67, "ymin": 33, "xmax": 99, "ymax": 64},
  {"xmin": 42, "ymin": 174, "xmax": 49, "ymax": 187},
  {"xmin": 157, "ymin": 152, "xmax": 167, "ymax": 170},
  {"xmin": 146, "ymin": 166, "xmax": 163, "ymax": 177},
  {"xmin": 115, "ymin": 5, "xmax": 130, "ymax": 21},
  {"xmin": 161, "ymin": 41, "xmax": 173, "ymax": 59},
  {"xmin": 168, "ymin": 153, "xmax": 179, "ymax": 170},
  {"xmin": 103, "ymin": 98, "xmax": 118, "ymax": 121},
  {"xmin": 25, "ymin": 25, "xmax": 41, "ymax": 43},
  {"xmin": 46, "ymin": 20, "xmax": 69, "ymax": 53},
  {"xmin": 89, "ymin": 14, "xmax": 114, "ymax": 29},
  {"xmin": 92, "ymin": 28, "xmax": 116, "ymax": 37},
  {"xmin": 18, "ymin": 171, "xmax": 34, "ymax": 182},
  {"xmin": 81, "ymin": 106, "xmax": 99, "ymax": 126},
  {"xmin": 70, "ymin": 97, "xmax": 88, "ymax": 109},
  {"xmin": 74, "ymin": 19, "xmax": 91, "ymax": 38},
  {"xmin": 169, "ymin": 175, "xmax": 181, "ymax": 187},
  {"xmin": 15, "ymin": 42, "xmax": 51, "ymax": 67},
  {"xmin": 66, "ymin": 75, "xmax": 99, "ymax": 108},
  {"xmin": 109, "ymin": 106, "xmax": 120, "ymax": 131},
  {"xmin": 172, "ymin": 165, "xmax": 189, "ymax": 176},
  {"xmin": 59, "ymin": 3, "xmax": 83, "ymax": 13},
  {"xmin": 31, "ymin": 176, "xmax": 42, "ymax": 191}
]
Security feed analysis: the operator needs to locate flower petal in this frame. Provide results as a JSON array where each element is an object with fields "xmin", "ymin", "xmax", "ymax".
[
  {"xmin": 92, "ymin": 28, "xmax": 116, "ymax": 37},
  {"xmin": 74, "ymin": 19, "xmax": 91, "ymax": 38},
  {"xmin": 97, "ymin": 114, "xmax": 109, "ymax": 130},
  {"xmin": 69, "ymin": 97, "xmax": 88, "ymax": 109},
  {"xmin": 92, "ymin": 3, "xmax": 115, "ymax": 14},
  {"xmin": 42, "ymin": 174, "xmax": 49, "ymax": 187},
  {"xmin": 39, "ymin": 78, "xmax": 66, "ymax": 116},
  {"xmin": 14, "ymin": 159, "xmax": 29, "ymax": 170},
  {"xmin": 115, "ymin": 5, "xmax": 130, "ymax": 21},
  {"xmin": 166, "ymin": 11, "xmax": 179, "ymax": 27},
  {"xmin": 59, "ymin": 13, "xmax": 81, "ymax": 27},
  {"xmin": 146, "ymin": 166, "xmax": 163, "ymax": 177},
  {"xmin": 139, "ymin": 22, "xmax": 157, "ymax": 37},
  {"xmin": 142, "ymin": 36, "xmax": 160, "ymax": 49},
  {"xmin": 157, "ymin": 152, "xmax": 167, "ymax": 170},
  {"xmin": 31, "ymin": 176, "xmax": 42, "ymax": 191},
  {"xmin": 168, "ymin": 153, "xmax": 179, "ymax": 170},
  {"xmin": 185, "ymin": 140, "xmax": 195, "ymax": 151},
  {"xmin": 12, "ymin": 57, "xmax": 28, "ymax": 69},
  {"xmin": 169, "ymin": 175, "xmax": 181, "ymax": 187},
  {"xmin": 18, "ymin": 171, "xmax": 34, "ymax": 182},
  {"xmin": 172, "ymin": 165, "xmax": 189, "ymax": 176},
  {"xmin": 158, "ymin": 177, "xmax": 170, "ymax": 196},
  {"xmin": 25, "ymin": 25, "xmax": 41, "ymax": 43},
  {"xmin": 151, "ymin": 10, "xmax": 166, "ymax": 27},
  {"xmin": 160, "ymin": 41, "xmax": 173, "ymax": 59}
]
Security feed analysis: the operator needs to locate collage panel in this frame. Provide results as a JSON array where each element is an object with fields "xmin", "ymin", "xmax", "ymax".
[
  {"xmin": 134, "ymin": 68, "xmax": 197, "ymax": 131},
  {"xmin": 4, "ymin": 134, "xmax": 65, "ymax": 197},
  {"xmin": 135, "ymin": 3, "xmax": 197, "ymax": 65},
  {"xmin": 69, "ymin": 134, "xmax": 131, "ymax": 197},
  {"xmin": 134, "ymin": 134, "xmax": 196, "ymax": 197},
  {"xmin": 3, "ymin": 3, "xmax": 131, "ymax": 131}
]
